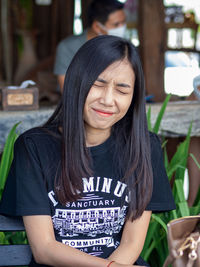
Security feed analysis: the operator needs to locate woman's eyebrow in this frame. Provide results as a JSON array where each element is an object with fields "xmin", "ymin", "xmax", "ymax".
[
  {"xmin": 96, "ymin": 78, "xmax": 131, "ymax": 88},
  {"xmin": 116, "ymin": 83, "xmax": 131, "ymax": 88},
  {"xmin": 96, "ymin": 78, "xmax": 107, "ymax": 83}
]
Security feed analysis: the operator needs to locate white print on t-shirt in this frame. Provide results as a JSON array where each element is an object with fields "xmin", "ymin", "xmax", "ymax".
[
  {"xmin": 62, "ymin": 236, "xmax": 115, "ymax": 248},
  {"xmin": 48, "ymin": 176, "xmax": 130, "ymax": 207},
  {"xmin": 66, "ymin": 197, "xmax": 115, "ymax": 208},
  {"xmin": 82, "ymin": 177, "xmax": 127, "ymax": 197},
  {"xmin": 48, "ymin": 176, "xmax": 129, "ymax": 256},
  {"xmin": 52, "ymin": 206, "xmax": 127, "ymax": 238}
]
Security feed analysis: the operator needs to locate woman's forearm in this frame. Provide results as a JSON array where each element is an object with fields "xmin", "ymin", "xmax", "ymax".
[
  {"xmin": 108, "ymin": 211, "xmax": 152, "ymax": 265},
  {"xmin": 32, "ymin": 238, "xmax": 135, "ymax": 267},
  {"xmin": 108, "ymin": 242, "xmax": 141, "ymax": 265},
  {"xmin": 32, "ymin": 238, "xmax": 108, "ymax": 267}
]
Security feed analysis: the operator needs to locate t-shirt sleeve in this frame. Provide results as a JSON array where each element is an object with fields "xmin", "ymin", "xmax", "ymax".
[
  {"xmin": 53, "ymin": 39, "xmax": 74, "ymax": 75},
  {"xmin": 0, "ymin": 134, "xmax": 51, "ymax": 216},
  {"xmin": 146, "ymin": 133, "xmax": 176, "ymax": 212}
]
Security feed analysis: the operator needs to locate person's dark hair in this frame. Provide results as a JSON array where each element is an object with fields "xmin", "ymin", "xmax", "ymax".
[
  {"xmin": 45, "ymin": 35, "xmax": 153, "ymax": 220},
  {"xmin": 87, "ymin": 0, "xmax": 124, "ymax": 27}
]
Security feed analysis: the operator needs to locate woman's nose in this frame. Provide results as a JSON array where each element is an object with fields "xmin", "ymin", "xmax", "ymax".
[{"xmin": 99, "ymin": 87, "xmax": 114, "ymax": 106}]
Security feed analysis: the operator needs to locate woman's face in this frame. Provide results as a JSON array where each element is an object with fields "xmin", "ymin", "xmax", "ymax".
[{"xmin": 83, "ymin": 59, "xmax": 135, "ymax": 140}]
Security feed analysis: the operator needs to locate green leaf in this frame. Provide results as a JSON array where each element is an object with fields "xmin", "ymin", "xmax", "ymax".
[
  {"xmin": 189, "ymin": 205, "xmax": 200, "ymax": 215},
  {"xmin": 151, "ymin": 214, "xmax": 167, "ymax": 233},
  {"xmin": 147, "ymin": 106, "xmax": 152, "ymax": 131},
  {"xmin": 167, "ymin": 163, "xmax": 186, "ymax": 181},
  {"xmin": 0, "ymin": 122, "xmax": 20, "ymax": 199},
  {"xmin": 153, "ymin": 94, "xmax": 171, "ymax": 133},
  {"xmin": 176, "ymin": 134, "xmax": 191, "ymax": 182},
  {"xmin": 144, "ymin": 235, "xmax": 164, "ymax": 261},
  {"xmin": 163, "ymin": 145, "xmax": 169, "ymax": 171},
  {"xmin": 161, "ymin": 139, "xmax": 168, "ymax": 149},
  {"xmin": 174, "ymin": 179, "xmax": 186, "ymax": 202},
  {"xmin": 142, "ymin": 219, "xmax": 158, "ymax": 257},
  {"xmin": 142, "ymin": 214, "xmax": 168, "ymax": 261},
  {"xmin": 193, "ymin": 188, "xmax": 200, "ymax": 207},
  {"xmin": 144, "ymin": 229, "xmax": 166, "ymax": 263},
  {"xmin": 0, "ymin": 232, "xmax": 7, "ymax": 244},
  {"xmin": 178, "ymin": 202, "xmax": 190, "ymax": 217},
  {"xmin": 167, "ymin": 124, "xmax": 192, "ymax": 181},
  {"xmin": 189, "ymin": 153, "xmax": 200, "ymax": 169},
  {"xmin": 171, "ymin": 209, "xmax": 178, "ymax": 219}
]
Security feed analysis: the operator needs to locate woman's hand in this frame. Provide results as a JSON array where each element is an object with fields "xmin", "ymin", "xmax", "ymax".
[{"xmin": 108, "ymin": 211, "xmax": 152, "ymax": 265}]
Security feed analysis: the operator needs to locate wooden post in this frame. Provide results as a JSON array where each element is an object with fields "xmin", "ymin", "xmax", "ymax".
[
  {"xmin": 1, "ymin": 0, "xmax": 12, "ymax": 83},
  {"xmin": 33, "ymin": 0, "xmax": 74, "ymax": 57},
  {"xmin": 138, "ymin": 0, "xmax": 166, "ymax": 102},
  {"xmin": 57, "ymin": 0, "xmax": 74, "ymax": 41},
  {"xmin": 81, "ymin": 0, "xmax": 93, "ymax": 28},
  {"xmin": 51, "ymin": 0, "xmax": 58, "ymax": 54}
]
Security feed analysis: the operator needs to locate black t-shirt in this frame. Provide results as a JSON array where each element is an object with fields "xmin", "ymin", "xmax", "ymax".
[{"xmin": 0, "ymin": 127, "xmax": 175, "ymax": 266}]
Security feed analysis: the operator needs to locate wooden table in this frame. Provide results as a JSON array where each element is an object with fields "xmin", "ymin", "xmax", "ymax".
[
  {"xmin": 0, "ymin": 101, "xmax": 199, "ymax": 152},
  {"xmin": 0, "ymin": 106, "xmax": 55, "ymax": 152},
  {"xmin": 148, "ymin": 101, "xmax": 200, "ymax": 137}
]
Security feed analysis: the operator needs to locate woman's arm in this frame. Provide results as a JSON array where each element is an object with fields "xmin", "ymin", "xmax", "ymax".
[
  {"xmin": 23, "ymin": 215, "xmax": 134, "ymax": 267},
  {"xmin": 108, "ymin": 211, "xmax": 152, "ymax": 265}
]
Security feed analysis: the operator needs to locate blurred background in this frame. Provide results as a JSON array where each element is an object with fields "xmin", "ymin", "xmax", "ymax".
[
  {"xmin": 0, "ymin": 3, "xmax": 200, "ymax": 266},
  {"xmin": 0, "ymin": 0, "xmax": 200, "ymax": 104}
]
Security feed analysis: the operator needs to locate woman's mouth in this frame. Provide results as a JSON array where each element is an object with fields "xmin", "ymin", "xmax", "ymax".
[{"xmin": 93, "ymin": 108, "xmax": 114, "ymax": 117}]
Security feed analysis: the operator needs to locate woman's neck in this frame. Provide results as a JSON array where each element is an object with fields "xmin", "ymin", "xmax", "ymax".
[{"xmin": 85, "ymin": 128, "xmax": 111, "ymax": 147}]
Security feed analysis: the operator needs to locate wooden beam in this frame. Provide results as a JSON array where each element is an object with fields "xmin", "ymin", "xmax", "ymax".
[
  {"xmin": 1, "ymin": 0, "xmax": 12, "ymax": 83},
  {"xmin": 138, "ymin": 0, "xmax": 166, "ymax": 102}
]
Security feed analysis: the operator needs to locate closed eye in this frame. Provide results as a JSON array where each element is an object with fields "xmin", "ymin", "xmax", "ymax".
[
  {"xmin": 116, "ymin": 89, "xmax": 129, "ymax": 95},
  {"xmin": 93, "ymin": 78, "xmax": 107, "ymax": 88},
  {"xmin": 93, "ymin": 83, "xmax": 105, "ymax": 88}
]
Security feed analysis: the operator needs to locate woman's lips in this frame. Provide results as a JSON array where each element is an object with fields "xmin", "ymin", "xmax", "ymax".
[{"xmin": 93, "ymin": 108, "xmax": 114, "ymax": 117}]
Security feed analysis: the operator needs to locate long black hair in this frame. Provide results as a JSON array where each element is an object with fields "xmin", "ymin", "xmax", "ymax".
[{"xmin": 45, "ymin": 35, "xmax": 153, "ymax": 220}]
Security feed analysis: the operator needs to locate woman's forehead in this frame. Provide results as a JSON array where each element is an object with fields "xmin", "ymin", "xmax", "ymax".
[{"xmin": 97, "ymin": 60, "xmax": 135, "ymax": 81}]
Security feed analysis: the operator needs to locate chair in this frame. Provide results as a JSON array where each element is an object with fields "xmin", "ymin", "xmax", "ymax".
[{"xmin": 0, "ymin": 214, "xmax": 32, "ymax": 266}]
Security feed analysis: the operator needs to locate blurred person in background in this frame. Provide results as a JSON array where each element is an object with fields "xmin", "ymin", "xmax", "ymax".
[{"xmin": 54, "ymin": 0, "xmax": 127, "ymax": 91}]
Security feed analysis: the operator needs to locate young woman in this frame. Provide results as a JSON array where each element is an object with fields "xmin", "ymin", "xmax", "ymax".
[{"xmin": 0, "ymin": 35, "xmax": 175, "ymax": 267}]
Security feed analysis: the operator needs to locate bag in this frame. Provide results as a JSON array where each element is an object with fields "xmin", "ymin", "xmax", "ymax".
[{"xmin": 163, "ymin": 215, "xmax": 200, "ymax": 267}]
